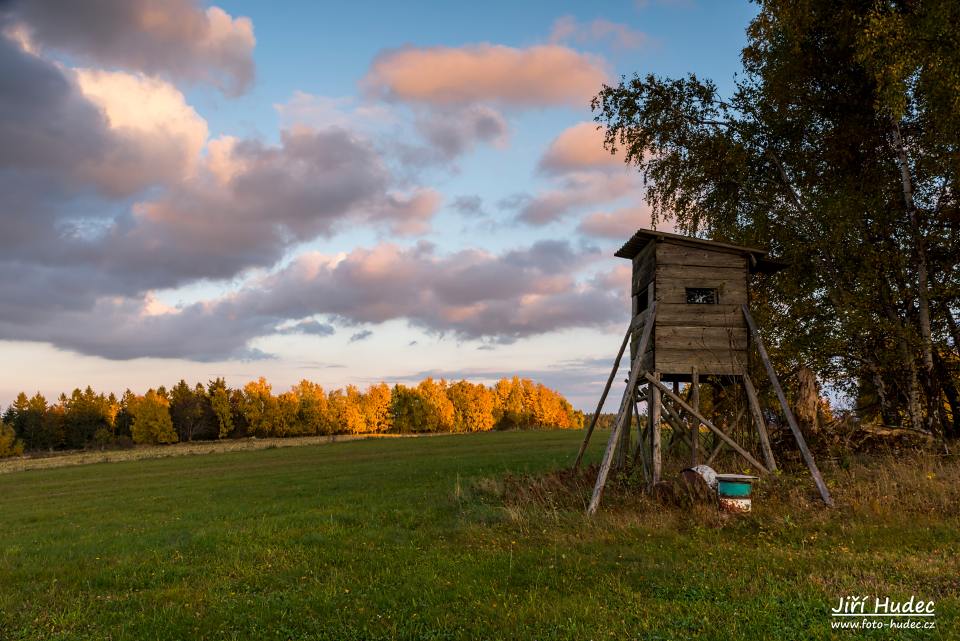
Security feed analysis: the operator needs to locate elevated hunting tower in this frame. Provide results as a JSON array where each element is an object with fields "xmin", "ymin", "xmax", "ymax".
[
  {"xmin": 619, "ymin": 229, "xmax": 787, "ymax": 380},
  {"xmin": 574, "ymin": 229, "xmax": 833, "ymax": 513}
]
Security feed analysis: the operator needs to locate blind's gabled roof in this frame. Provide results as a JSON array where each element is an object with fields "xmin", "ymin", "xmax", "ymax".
[{"xmin": 614, "ymin": 228, "xmax": 789, "ymax": 274}]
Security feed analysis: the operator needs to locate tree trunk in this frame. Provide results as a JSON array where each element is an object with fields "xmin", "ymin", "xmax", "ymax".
[
  {"xmin": 934, "ymin": 351, "xmax": 960, "ymax": 439},
  {"xmin": 880, "ymin": 299, "xmax": 924, "ymax": 432},
  {"xmin": 794, "ymin": 366, "xmax": 820, "ymax": 438},
  {"xmin": 867, "ymin": 361, "xmax": 896, "ymax": 425},
  {"xmin": 890, "ymin": 119, "xmax": 939, "ymax": 433}
]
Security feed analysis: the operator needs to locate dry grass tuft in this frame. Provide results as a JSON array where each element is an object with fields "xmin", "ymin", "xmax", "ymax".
[{"xmin": 476, "ymin": 450, "xmax": 960, "ymax": 530}]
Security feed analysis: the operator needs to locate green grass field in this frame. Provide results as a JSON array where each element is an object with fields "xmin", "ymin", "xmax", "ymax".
[{"xmin": 1, "ymin": 430, "xmax": 957, "ymax": 640}]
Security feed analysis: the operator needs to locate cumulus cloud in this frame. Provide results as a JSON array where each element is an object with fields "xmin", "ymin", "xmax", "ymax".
[
  {"xmin": 274, "ymin": 92, "xmax": 394, "ymax": 131},
  {"xmin": 74, "ymin": 68, "xmax": 209, "ymax": 195},
  {"xmin": 504, "ymin": 121, "xmax": 646, "ymax": 227},
  {"xmin": 239, "ymin": 240, "xmax": 619, "ymax": 345},
  {"xmin": 362, "ymin": 43, "xmax": 608, "ymax": 107},
  {"xmin": 277, "ymin": 320, "xmax": 336, "ymax": 336},
  {"xmin": 0, "ymin": 26, "xmax": 444, "ymax": 346},
  {"xmin": 102, "ymin": 127, "xmax": 442, "ymax": 286},
  {"xmin": 376, "ymin": 188, "xmax": 443, "ymax": 235},
  {"xmin": 0, "ymin": 32, "xmax": 200, "ymax": 198},
  {"xmin": 577, "ymin": 205, "xmax": 654, "ymax": 239},
  {"xmin": 591, "ymin": 264, "xmax": 633, "ymax": 293},
  {"xmin": 549, "ymin": 16, "xmax": 651, "ymax": 51},
  {"xmin": 349, "ymin": 330, "xmax": 374, "ymax": 343},
  {"xmin": 0, "ymin": 240, "xmax": 624, "ymax": 360},
  {"xmin": 0, "ymin": 294, "xmax": 272, "ymax": 361},
  {"xmin": 410, "ymin": 105, "xmax": 508, "ymax": 163},
  {"xmin": 275, "ymin": 92, "xmax": 508, "ymax": 171},
  {"xmin": 0, "ymin": 16, "xmax": 627, "ymax": 364},
  {"xmin": 538, "ymin": 121, "xmax": 622, "ymax": 174},
  {"xmin": 392, "ymin": 105, "xmax": 510, "ymax": 170},
  {"xmin": 511, "ymin": 172, "xmax": 636, "ymax": 226},
  {"xmin": 4, "ymin": 0, "xmax": 255, "ymax": 94}
]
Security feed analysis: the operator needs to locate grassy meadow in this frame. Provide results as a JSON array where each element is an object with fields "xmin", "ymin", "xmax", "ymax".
[{"xmin": 0, "ymin": 430, "xmax": 957, "ymax": 640}]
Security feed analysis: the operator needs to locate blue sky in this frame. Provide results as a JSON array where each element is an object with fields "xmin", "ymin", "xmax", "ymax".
[{"xmin": 0, "ymin": 0, "xmax": 757, "ymax": 408}]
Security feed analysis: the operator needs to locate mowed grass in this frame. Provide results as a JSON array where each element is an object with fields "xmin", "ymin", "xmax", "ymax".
[{"xmin": 0, "ymin": 430, "xmax": 957, "ymax": 640}]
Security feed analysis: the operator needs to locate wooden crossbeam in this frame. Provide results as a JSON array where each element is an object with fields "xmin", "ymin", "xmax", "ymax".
[
  {"xmin": 706, "ymin": 406, "xmax": 743, "ymax": 465},
  {"xmin": 643, "ymin": 372, "xmax": 769, "ymax": 474}
]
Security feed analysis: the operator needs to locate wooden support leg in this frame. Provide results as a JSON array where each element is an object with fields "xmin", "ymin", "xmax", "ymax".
[
  {"xmin": 742, "ymin": 305, "xmax": 832, "ymax": 506},
  {"xmin": 587, "ymin": 360, "xmax": 644, "ymax": 515},
  {"xmin": 587, "ymin": 304, "xmax": 658, "ymax": 516},
  {"xmin": 644, "ymin": 372, "xmax": 769, "ymax": 474},
  {"xmin": 614, "ymin": 399, "xmax": 633, "ymax": 470},
  {"xmin": 649, "ymin": 373, "xmax": 662, "ymax": 484},
  {"xmin": 574, "ymin": 322, "xmax": 632, "ymax": 469},
  {"xmin": 631, "ymin": 399, "xmax": 650, "ymax": 481},
  {"xmin": 690, "ymin": 367, "xmax": 700, "ymax": 466},
  {"xmin": 743, "ymin": 373, "xmax": 777, "ymax": 472}
]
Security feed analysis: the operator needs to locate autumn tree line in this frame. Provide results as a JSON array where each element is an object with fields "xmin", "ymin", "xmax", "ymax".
[{"xmin": 0, "ymin": 377, "xmax": 583, "ymax": 456}]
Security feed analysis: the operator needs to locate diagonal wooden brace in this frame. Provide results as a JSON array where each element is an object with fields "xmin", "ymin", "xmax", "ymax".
[
  {"xmin": 742, "ymin": 305, "xmax": 832, "ymax": 506},
  {"xmin": 643, "ymin": 372, "xmax": 769, "ymax": 474}
]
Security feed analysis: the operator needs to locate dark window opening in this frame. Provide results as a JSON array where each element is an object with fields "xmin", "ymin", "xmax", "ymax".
[
  {"xmin": 636, "ymin": 286, "xmax": 649, "ymax": 312},
  {"xmin": 686, "ymin": 287, "xmax": 718, "ymax": 304}
]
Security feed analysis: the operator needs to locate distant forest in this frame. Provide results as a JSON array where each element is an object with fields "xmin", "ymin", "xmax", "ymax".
[{"xmin": 0, "ymin": 377, "xmax": 584, "ymax": 456}]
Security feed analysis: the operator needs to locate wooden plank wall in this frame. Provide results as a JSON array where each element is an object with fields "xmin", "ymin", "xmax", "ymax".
[
  {"xmin": 631, "ymin": 241, "xmax": 657, "ymax": 370},
  {"xmin": 650, "ymin": 241, "xmax": 749, "ymax": 375}
]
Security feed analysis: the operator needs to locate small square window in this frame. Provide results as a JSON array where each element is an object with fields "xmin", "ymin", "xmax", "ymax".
[{"xmin": 686, "ymin": 287, "xmax": 718, "ymax": 304}]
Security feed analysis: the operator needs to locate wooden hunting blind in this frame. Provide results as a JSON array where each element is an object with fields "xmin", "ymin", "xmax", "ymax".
[
  {"xmin": 574, "ymin": 229, "xmax": 833, "ymax": 513},
  {"xmin": 618, "ymin": 229, "xmax": 787, "ymax": 380}
]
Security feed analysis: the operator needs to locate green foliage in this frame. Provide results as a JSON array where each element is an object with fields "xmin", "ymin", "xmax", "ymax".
[
  {"xmin": 169, "ymin": 380, "xmax": 215, "ymax": 442},
  {"xmin": 130, "ymin": 390, "xmax": 178, "ymax": 445},
  {"xmin": 208, "ymin": 378, "xmax": 234, "ymax": 439},
  {"xmin": 114, "ymin": 390, "xmax": 136, "ymax": 438},
  {"xmin": 390, "ymin": 384, "xmax": 427, "ymax": 434},
  {"xmin": 92, "ymin": 427, "xmax": 113, "ymax": 450},
  {"xmin": 61, "ymin": 387, "xmax": 115, "ymax": 449},
  {"xmin": 592, "ymin": 0, "xmax": 960, "ymax": 436}
]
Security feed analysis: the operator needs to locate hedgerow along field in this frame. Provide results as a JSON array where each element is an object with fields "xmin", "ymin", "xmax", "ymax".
[{"xmin": 1, "ymin": 430, "xmax": 957, "ymax": 640}]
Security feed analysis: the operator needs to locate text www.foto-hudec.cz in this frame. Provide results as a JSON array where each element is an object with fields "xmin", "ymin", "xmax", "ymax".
[{"xmin": 830, "ymin": 596, "xmax": 936, "ymax": 630}]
